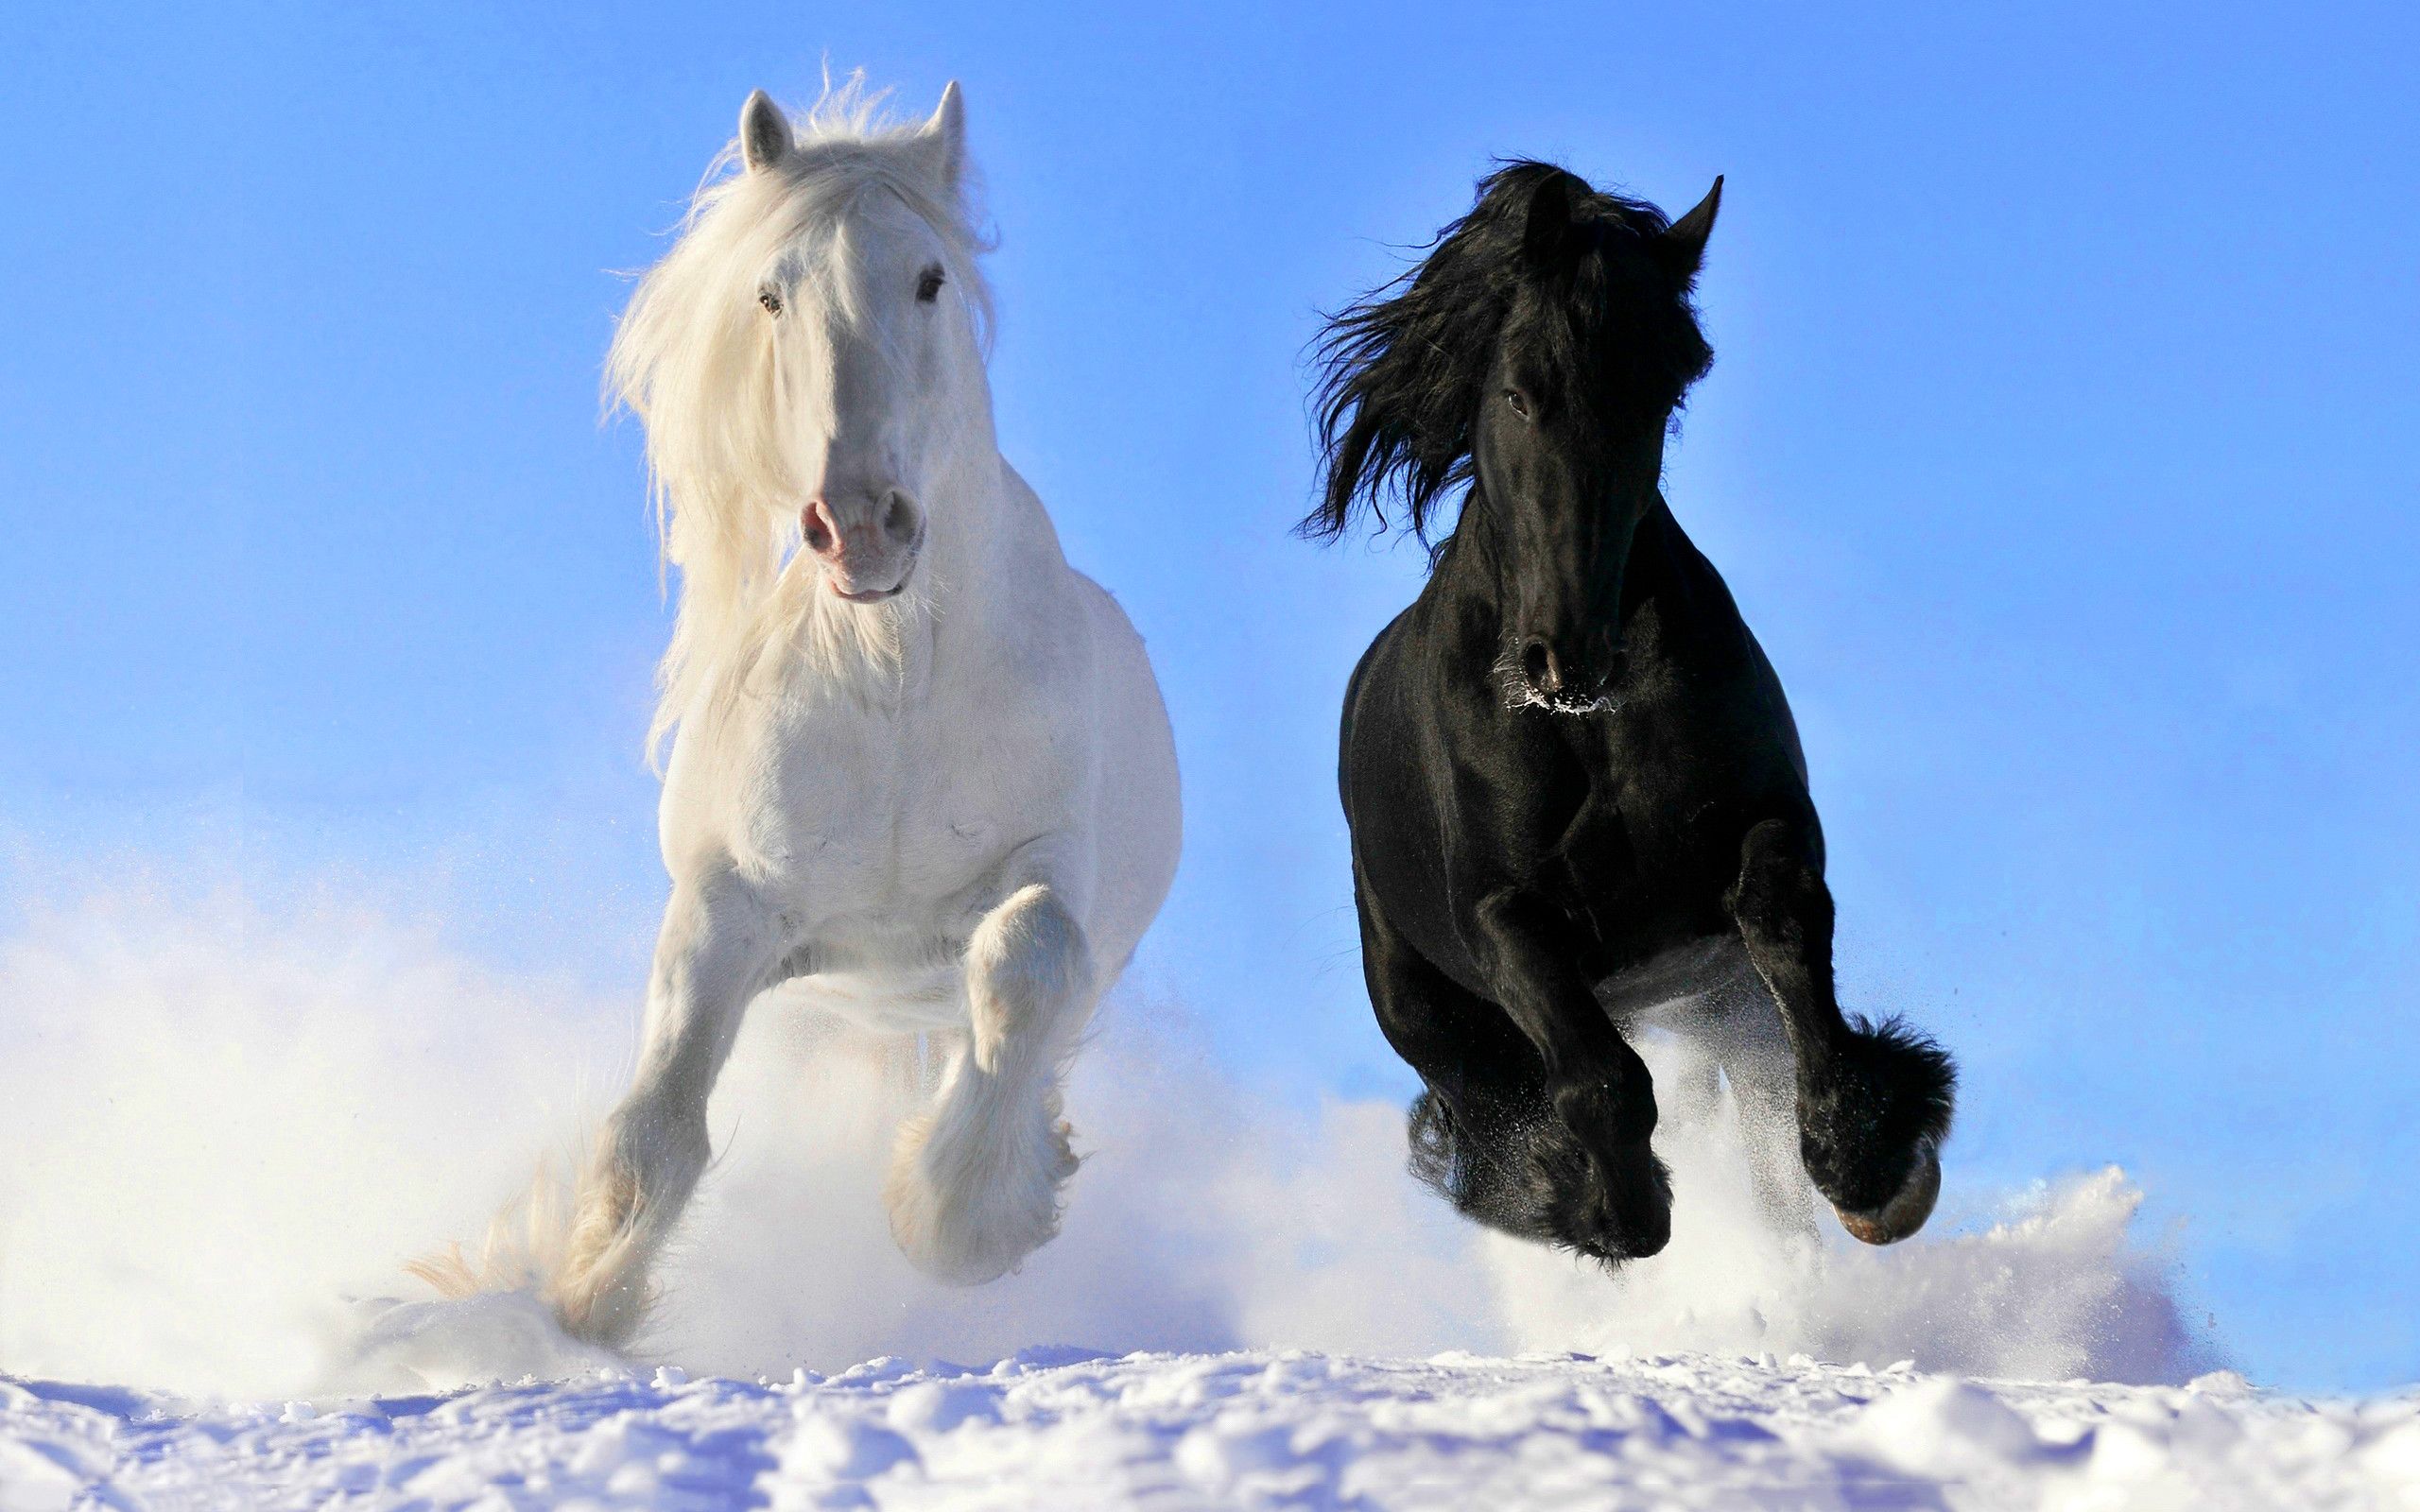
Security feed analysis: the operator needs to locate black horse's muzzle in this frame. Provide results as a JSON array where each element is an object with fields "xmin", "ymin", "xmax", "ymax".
[{"xmin": 1512, "ymin": 626, "xmax": 1624, "ymax": 712}]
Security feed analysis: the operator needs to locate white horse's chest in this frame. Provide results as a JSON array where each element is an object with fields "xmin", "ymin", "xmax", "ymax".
[
  {"xmin": 765, "ymin": 713, "xmax": 1015, "ymax": 899},
  {"xmin": 771, "ymin": 710, "xmax": 1032, "ymax": 898},
  {"xmin": 667, "ymin": 622, "xmax": 1087, "ymax": 943}
]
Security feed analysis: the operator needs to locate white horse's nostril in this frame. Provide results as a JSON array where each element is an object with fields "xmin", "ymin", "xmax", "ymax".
[{"xmin": 803, "ymin": 500, "xmax": 839, "ymax": 557}]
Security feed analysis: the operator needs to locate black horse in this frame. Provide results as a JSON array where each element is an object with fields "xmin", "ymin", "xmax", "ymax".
[{"xmin": 1305, "ymin": 163, "xmax": 1955, "ymax": 1262}]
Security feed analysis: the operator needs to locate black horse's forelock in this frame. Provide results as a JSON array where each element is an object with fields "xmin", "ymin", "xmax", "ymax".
[{"xmin": 1302, "ymin": 160, "xmax": 1711, "ymax": 545}]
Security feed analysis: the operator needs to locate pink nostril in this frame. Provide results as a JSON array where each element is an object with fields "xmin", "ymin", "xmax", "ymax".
[{"xmin": 803, "ymin": 500, "xmax": 838, "ymax": 558}]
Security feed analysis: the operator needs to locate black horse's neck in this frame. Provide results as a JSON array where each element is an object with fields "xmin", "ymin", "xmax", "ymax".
[{"xmin": 1426, "ymin": 490, "xmax": 1685, "ymax": 659}]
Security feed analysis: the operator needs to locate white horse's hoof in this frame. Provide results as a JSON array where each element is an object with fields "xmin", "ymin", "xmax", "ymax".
[
  {"xmin": 327, "ymin": 1291, "xmax": 625, "ymax": 1395},
  {"xmin": 884, "ymin": 1109, "xmax": 1079, "ymax": 1285}
]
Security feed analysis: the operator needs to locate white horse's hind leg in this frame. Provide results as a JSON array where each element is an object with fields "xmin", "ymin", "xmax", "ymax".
[
  {"xmin": 551, "ymin": 874, "xmax": 779, "ymax": 1345},
  {"xmin": 885, "ymin": 883, "xmax": 1094, "ymax": 1284}
]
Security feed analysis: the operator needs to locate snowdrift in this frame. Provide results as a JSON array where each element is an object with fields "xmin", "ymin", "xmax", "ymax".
[{"xmin": 9, "ymin": 1349, "xmax": 2416, "ymax": 1509}]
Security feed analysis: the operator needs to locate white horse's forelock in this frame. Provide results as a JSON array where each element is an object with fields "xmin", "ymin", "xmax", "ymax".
[{"xmin": 607, "ymin": 75, "xmax": 996, "ymax": 765}]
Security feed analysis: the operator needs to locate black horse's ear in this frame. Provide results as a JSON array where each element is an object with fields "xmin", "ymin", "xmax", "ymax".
[
  {"xmin": 1658, "ymin": 176, "xmax": 1722, "ymax": 281},
  {"xmin": 1522, "ymin": 171, "xmax": 1577, "ymax": 267}
]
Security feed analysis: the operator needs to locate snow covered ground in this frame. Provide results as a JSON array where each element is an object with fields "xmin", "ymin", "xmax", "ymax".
[
  {"xmin": 2, "ymin": 891, "xmax": 2412, "ymax": 1507},
  {"xmin": 9, "ymin": 1347, "xmax": 2417, "ymax": 1509}
]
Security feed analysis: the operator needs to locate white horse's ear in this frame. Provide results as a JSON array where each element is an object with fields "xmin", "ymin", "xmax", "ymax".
[
  {"xmin": 739, "ymin": 89, "xmax": 790, "ymax": 174},
  {"xmin": 915, "ymin": 81, "xmax": 966, "ymax": 192}
]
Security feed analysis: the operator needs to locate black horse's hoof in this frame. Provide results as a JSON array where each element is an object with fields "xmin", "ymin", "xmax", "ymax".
[
  {"xmin": 1547, "ymin": 1131, "xmax": 1672, "ymax": 1263},
  {"xmin": 1833, "ymin": 1137, "xmax": 1941, "ymax": 1246}
]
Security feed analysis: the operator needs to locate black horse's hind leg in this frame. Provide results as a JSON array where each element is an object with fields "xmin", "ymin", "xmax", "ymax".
[
  {"xmin": 1727, "ymin": 817, "xmax": 1955, "ymax": 1244},
  {"xmin": 1357, "ymin": 885, "xmax": 1672, "ymax": 1260}
]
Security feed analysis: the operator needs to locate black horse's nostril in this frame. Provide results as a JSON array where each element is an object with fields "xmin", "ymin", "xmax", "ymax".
[{"xmin": 1521, "ymin": 639, "xmax": 1562, "ymax": 694}]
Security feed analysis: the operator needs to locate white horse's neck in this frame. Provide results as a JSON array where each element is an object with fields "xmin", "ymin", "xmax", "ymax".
[{"xmin": 779, "ymin": 398, "xmax": 1013, "ymax": 709}]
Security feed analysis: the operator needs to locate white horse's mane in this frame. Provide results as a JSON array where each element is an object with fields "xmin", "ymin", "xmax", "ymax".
[{"xmin": 606, "ymin": 76, "xmax": 996, "ymax": 764}]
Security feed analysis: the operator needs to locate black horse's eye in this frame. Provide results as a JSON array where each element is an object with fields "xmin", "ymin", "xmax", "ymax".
[
  {"xmin": 916, "ymin": 265, "xmax": 946, "ymax": 303},
  {"xmin": 1503, "ymin": 387, "xmax": 1530, "ymax": 419},
  {"xmin": 758, "ymin": 287, "xmax": 784, "ymax": 316}
]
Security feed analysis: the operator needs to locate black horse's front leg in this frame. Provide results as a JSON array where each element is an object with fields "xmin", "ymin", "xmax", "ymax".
[
  {"xmin": 1467, "ymin": 888, "xmax": 1673, "ymax": 1259},
  {"xmin": 1728, "ymin": 816, "xmax": 1957, "ymax": 1244}
]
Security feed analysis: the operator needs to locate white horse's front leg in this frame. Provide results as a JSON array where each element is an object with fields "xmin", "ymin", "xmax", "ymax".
[
  {"xmin": 885, "ymin": 881, "xmax": 1096, "ymax": 1285},
  {"xmin": 552, "ymin": 872, "xmax": 780, "ymax": 1345}
]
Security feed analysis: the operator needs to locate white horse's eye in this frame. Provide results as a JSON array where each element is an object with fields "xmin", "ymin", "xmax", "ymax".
[
  {"xmin": 916, "ymin": 266, "xmax": 946, "ymax": 303},
  {"xmin": 758, "ymin": 287, "xmax": 784, "ymax": 316}
]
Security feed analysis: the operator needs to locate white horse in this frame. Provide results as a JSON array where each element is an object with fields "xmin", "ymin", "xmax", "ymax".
[{"xmin": 429, "ymin": 81, "xmax": 1182, "ymax": 1349}]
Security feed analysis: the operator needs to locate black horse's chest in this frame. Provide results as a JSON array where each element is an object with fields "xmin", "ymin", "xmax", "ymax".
[
  {"xmin": 1546, "ymin": 696, "xmax": 1741, "ymax": 952},
  {"xmin": 1342, "ymin": 524, "xmax": 1800, "ymax": 997}
]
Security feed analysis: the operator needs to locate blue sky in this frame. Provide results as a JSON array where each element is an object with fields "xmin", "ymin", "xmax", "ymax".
[{"xmin": 5, "ymin": 2, "xmax": 2417, "ymax": 1389}]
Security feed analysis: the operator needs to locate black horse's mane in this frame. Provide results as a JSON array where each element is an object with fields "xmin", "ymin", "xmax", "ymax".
[{"xmin": 1303, "ymin": 160, "xmax": 1713, "ymax": 545}]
